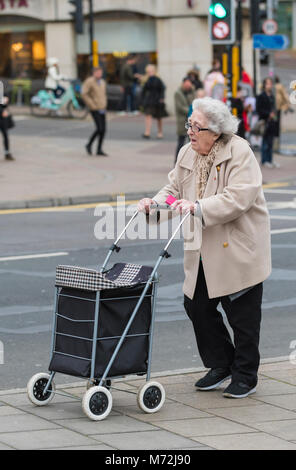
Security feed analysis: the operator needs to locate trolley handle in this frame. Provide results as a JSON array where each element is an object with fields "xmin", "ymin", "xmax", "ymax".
[{"xmin": 100, "ymin": 200, "xmax": 192, "ymax": 272}]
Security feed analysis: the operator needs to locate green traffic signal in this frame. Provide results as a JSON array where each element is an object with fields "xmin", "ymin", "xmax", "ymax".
[{"xmin": 209, "ymin": 2, "xmax": 227, "ymax": 18}]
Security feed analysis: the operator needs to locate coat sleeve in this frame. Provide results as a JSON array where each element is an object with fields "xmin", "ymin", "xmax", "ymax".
[
  {"xmin": 256, "ymin": 94, "xmax": 270, "ymax": 120},
  {"xmin": 81, "ymin": 79, "xmax": 93, "ymax": 109},
  {"xmin": 198, "ymin": 144, "xmax": 262, "ymax": 227},
  {"xmin": 152, "ymin": 167, "xmax": 181, "ymax": 204},
  {"xmin": 175, "ymin": 91, "xmax": 190, "ymax": 116}
]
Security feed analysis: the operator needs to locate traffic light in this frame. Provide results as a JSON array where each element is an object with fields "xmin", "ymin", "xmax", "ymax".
[
  {"xmin": 250, "ymin": 0, "xmax": 267, "ymax": 34},
  {"xmin": 69, "ymin": 0, "xmax": 84, "ymax": 34},
  {"xmin": 209, "ymin": 0, "xmax": 236, "ymax": 44}
]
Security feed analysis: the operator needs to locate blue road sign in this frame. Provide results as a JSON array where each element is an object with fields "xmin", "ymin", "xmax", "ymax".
[{"xmin": 253, "ymin": 34, "xmax": 290, "ymax": 50}]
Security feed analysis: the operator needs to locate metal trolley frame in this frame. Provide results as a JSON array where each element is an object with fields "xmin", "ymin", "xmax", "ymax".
[{"xmin": 27, "ymin": 207, "xmax": 190, "ymax": 420}]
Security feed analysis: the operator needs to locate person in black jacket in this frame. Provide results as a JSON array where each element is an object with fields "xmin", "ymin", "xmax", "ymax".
[
  {"xmin": 256, "ymin": 77, "xmax": 278, "ymax": 168},
  {"xmin": 0, "ymin": 98, "xmax": 14, "ymax": 161},
  {"xmin": 141, "ymin": 64, "xmax": 166, "ymax": 139}
]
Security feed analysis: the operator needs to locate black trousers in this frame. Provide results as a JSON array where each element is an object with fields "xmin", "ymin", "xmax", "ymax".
[
  {"xmin": 88, "ymin": 111, "xmax": 106, "ymax": 153},
  {"xmin": 0, "ymin": 122, "xmax": 9, "ymax": 153},
  {"xmin": 184, "ymin": 263, "xmax": 263, "ymax": 387}
]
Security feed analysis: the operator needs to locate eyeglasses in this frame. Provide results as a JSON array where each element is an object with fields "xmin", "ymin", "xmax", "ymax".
[{"xmin": 185, "ymin": 121, "xmax": 209, "ymax": 133}]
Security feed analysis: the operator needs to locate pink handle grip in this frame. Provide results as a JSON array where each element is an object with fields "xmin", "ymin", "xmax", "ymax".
[{"xmin": 165, "ymin": 195, "xmax": 177, "ymax": 206}]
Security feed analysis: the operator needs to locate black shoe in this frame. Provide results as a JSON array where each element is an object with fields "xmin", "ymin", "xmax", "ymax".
[
  {"xmin": 195, "ymin": 368, "xmax": 231, "ymax": 391},
  {"xmin": 5, "ymin": 153, "xmax": 14, "ymax": 161},
  {"xmin": 223, "ymin": 381, "xmax": 256, "ymax": 398},
  {"xmin": 96, "ymin": 150, "xmax": 108, "ymax": 156},
  {"xmin": 86, "ymin": 144, "xmax": 92, "ymax": 155},
  {"xmin": 142, "ymin": 134, "xmax": 150, "ymax": 139}
]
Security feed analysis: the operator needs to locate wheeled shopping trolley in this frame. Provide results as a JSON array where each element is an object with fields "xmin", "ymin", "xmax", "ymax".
[{"xmin": 27, "ymin": 207, "xmax": 190, "ymax": 420}]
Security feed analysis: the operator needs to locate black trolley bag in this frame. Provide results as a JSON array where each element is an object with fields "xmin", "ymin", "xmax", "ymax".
[{"xmin": 27, "ymin": 207, "xmax": 190, "ymax": 420}]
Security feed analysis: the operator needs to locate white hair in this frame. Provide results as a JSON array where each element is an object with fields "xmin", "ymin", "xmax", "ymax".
[{"xmin": 192, "ymin": 97, "xmax": 239, "ymax": 135}]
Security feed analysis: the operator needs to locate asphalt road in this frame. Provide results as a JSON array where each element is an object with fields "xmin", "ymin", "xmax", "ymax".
[{"xmin": 0, "ymin": 185, "xmax": 296, "ymax": 390}]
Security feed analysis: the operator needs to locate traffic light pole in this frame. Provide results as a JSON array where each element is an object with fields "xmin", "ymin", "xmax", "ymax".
[
  {"xmin": 236, "ymin": 0, "xmax": 242, "ymax": 80},
  {"xmin": 89, "ymin": 0, "xmax": 94, "ymax": 72},
  {"xmin": 267, "ymin": 0, "xmax": 275, "ymax": 78}
]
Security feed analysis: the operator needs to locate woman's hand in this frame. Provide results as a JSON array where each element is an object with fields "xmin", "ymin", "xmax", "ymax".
[
  {"xmin": 137, "ymin": 198, "xmax": 155, "ymax": 213},
  {"xmin": 2, "ymin": 110, "xmax": 8, "ymax": 118},
  {"xmin": 171, "ymin": 199, "xmax": 195, "ymax": 214}
]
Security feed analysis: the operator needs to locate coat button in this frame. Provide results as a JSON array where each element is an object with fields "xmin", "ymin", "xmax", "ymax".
[
  {"xmin": 223, "ymin": 242, "xmax": 229, "ymax": 248},
  {"xmin": 217, "ymin": 166, "xmax": 221, "ymax": 172}
]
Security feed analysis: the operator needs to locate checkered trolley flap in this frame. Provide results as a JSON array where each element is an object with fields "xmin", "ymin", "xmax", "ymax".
[{"xmin": 55, "ymin": 263, "xmax": 153, "ymax": 291}]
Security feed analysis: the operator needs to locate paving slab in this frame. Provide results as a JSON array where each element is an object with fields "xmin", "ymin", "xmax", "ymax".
[
  {"xmin": 191, "ymin": 432, "xmax": 296, "ymax": 450},
  {"xmin": 91, "ymin": 429, "xmax": 203, "ymax": 450},
  {"xmin": 253, "ymin": 393, "xmax": 296, "ymax": 411},
  {"xmin": 0, "ymin": 414, "xmax": 59, "ymax": 433},
  {"xmin": 53, "ymin": 415, "xmax": 157, "ymax": 435},
  {"xmin": 0, "ymin": 428, "xmax": 100, "ymax": 450},
  {"xmin": 0, "ymin": 361, "xmax": 296, "ymax": 450},
  {"xmin": 251, "ymin": 419, "xmax": 296, "ymax": 441},
  {"xmin": 206, "ymin": 403, "xmax": 296, "ymax": 425},
  {"xmin": 152, "ymin": 416, "xmax": 255, "ymax": 438}
]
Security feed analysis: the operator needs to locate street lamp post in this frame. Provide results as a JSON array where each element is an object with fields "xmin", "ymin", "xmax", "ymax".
[{"xmin": 89, "ymin": 0, "xmax": 94, "ymax": 72}]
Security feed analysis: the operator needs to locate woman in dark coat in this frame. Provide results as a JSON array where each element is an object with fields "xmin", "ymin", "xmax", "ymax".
[
  {"xmin": 256, "ymin": 77, "xmax": 278, "ymax": 168},
  {"xmin": 0, "ymin": 97, "xmax": 14, "ymax": 161},
  {"xmin": 141, "ymin": 64, "xmax": 167, "ymax": 139}
]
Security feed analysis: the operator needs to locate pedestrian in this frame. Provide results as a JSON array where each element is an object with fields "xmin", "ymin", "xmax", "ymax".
[
  {"xmin": 188, "ymin": 88, "xmax": 206, "ymax": 118},
  {"xmin": 138, "ymin": 97, "xmax": 271, "ymax": 399},
  {"xmin": 140, "ymin": 64, "xmax": 167, "ymax": 139},
  {"xmin": 241, "ymin": 67, "xmax": 253, "ymax": 88},
  {"xmin": 230, "ymin": 86, "xmax": 245, "ymax": 138},
  {"xmin": 119, "ymin": 55, "xmax": 139, "ymax": 115},
  {"xmin": 82, "ymin": 66, "xmax": 108, "ymax": 157},
  {"xmin": 256, "ymin": 77, "xmax": 279, "ymax": 168},
  {"xmin": 45, "ymin": 57, "xmax": 66, "ymax": 99},
  {"xmin": 174, "ymin": 77, "xmax": 195, "ymax": 162},
  {"xmin": 274, "ymin": 76, "xmax": 291, "ymax": 151},
  {"xmin": 187, "ymin": 68, "xmax": 203, "ymax": 90},
  {"xmin": 203, "ymin": 58, "xmax": 225, "ymax": 101},
  {"xmin": 0, "ymin": 96, "xmax": 14, "ymax": 161}
]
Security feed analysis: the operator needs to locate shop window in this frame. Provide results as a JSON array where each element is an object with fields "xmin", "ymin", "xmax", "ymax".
[
  {"xmin": 77, "ymin": 51, "xmax": 157, "ymax": 84},
  {"xmin": 0, "ymin": 30, "xmax": 46, "ymax": 79},
  {"xmin": 277, "ymin": 1, "xmax": 292, "ymax": 46}
]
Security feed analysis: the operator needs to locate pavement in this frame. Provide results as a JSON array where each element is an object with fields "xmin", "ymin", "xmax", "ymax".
[
  {"xmin": 0, "ymin": 107, "xmax": 295, "ymax": 210},
  {"xmin": 0, "ymin": 359, "xmax": 296, "ymax": 450}
]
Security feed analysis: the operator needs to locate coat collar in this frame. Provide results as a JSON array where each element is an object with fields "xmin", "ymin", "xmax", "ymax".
[{"xmin": 179, "ymin": 135, "xmax": 236, "ymax": 171}]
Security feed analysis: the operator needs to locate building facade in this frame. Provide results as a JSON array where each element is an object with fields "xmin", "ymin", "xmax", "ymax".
[{"xmin": 0, "ymin": 0, "xmax": 295, "ymax": 111}]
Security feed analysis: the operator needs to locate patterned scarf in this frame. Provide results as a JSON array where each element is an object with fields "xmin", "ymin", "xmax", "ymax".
[{"xmin": 195, "ymin": 140, "xmax": 221, "ymax": 199}]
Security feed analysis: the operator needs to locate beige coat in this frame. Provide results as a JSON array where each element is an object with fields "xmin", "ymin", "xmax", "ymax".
[
  {"xmin": 152, "ymin": 135, "xmax": 272, "ymax": 299},
  {"xmin": 81, "ymin": 76, "xmax": 107, "ymax": 111},
  {"xmin": 275, "ymin": 83, "xmax": 290, "ymax": 112}
]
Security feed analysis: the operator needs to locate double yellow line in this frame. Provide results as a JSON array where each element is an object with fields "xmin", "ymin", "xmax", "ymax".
[{"xmin": 0, "ymin": 182, "xmax": 292, "ymax": 216}]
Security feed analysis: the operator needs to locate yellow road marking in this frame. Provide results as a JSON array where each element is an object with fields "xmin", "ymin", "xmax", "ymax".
[
  {"xmin": 262, "ymin": 182, "xmax": 291, "ymax": 189},
  {"xmin": 0, "ymin": 199, "xmax": 139, "ymax": 215},
  {"xmin": 0, "ymin": 181, "xmax": 293, "ymax": 215}
]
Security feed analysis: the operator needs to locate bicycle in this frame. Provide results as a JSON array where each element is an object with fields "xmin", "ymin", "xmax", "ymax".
[{"xmin": 31, "ymin": 80, "xmax": 88, "ymax": 119}]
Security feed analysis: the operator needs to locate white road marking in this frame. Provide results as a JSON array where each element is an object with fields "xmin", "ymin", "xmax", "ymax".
[
  {"xmin": 0, "ymin": 252, "xmax": 68, "ymax": 262},
  {"xmin": 271, "ymin": 228, "xmax": 296, "ymax": 235}
]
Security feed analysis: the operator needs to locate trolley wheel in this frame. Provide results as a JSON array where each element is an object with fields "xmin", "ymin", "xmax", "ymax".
[
  {"xmin": 82, "ymin": 386, "xmax": 112, "ymax": 421},
  {"xmin": 137, "ymin": 381, "xmax": 165, "ymax": 414},
  {"xmin": 27, "ymin": 372, "xmax": 55, "ymax": 406}
]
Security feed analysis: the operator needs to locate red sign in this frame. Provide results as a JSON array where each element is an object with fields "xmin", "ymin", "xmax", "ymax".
[
  {"xmin": 0, "ymin": 0, "xmax": 28, "ymax": 10},
  {"xmin": 262, "ymin": 19, "xmax": 278, "ymax": 36},
  {"xmin": 212, "ymin": 21, "xmax": 230, "ymax": 40}
]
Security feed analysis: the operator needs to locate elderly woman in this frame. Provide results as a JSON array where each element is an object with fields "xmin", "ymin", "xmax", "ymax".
[{"xmin": 138, "ymin": 97, "xmax": 271, "ymax": 398}]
